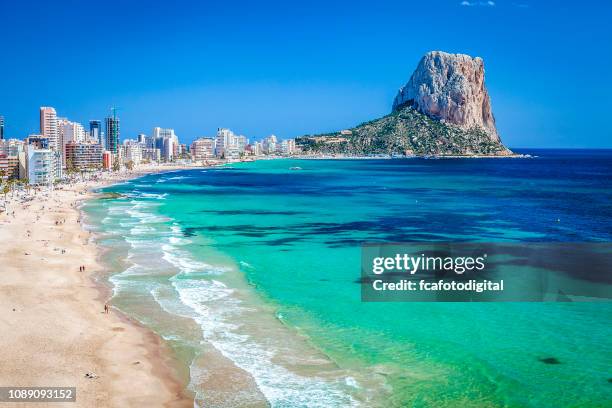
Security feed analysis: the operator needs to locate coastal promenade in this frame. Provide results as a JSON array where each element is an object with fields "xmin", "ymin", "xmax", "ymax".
[{"xmin": 0, "ymin": 165, "xmax": 200, "ymax": 407}]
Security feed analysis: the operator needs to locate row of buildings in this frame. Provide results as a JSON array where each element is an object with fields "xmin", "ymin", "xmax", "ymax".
[
  {"xmin": 119, "ymin": 127, "xmax": 189, "ymax": 166},
  {"xmin": 0, "ymin": 107, "xmax": 122, "ymax": 185},
  {"xmin": 190, "ymin": 129, "xmax": 297, "ymax": 161},
  {"xmin": 1, "ymin": 109, "xmax": 300, "ymax": 186}
]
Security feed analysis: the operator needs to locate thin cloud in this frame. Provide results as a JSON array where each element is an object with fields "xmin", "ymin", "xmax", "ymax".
[{"xmin": 461, "ymin": 1, "xmax": 496, "ymax": 6}]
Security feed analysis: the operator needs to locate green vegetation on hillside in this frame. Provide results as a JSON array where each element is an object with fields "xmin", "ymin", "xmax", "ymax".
[{"xmin": 296, "ymin": 107, "xmax": 511, "ymax": 156}]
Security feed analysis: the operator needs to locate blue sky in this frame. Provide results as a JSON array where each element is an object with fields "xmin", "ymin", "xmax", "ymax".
[{"xmin": 0, "ymin": 0, "xmax": 610, "ymax": 147}]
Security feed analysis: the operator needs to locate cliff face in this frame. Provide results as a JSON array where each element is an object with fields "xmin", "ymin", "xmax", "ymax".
[{"xmin": 392, "ymin": 51, "xmax": 500, "ymax": 142}]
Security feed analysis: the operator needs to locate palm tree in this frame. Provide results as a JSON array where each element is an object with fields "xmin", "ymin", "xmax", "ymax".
[
  {"xmin": 8, "ymin": 178, "xmax": 16, "ymax": 198},
  {"xmin": 21, "ymin": 178, "xmax": 31, "ymax": 196},
  {"xmin": 2, "ymin": 183, "xmax": 9, "ymax": 210}
]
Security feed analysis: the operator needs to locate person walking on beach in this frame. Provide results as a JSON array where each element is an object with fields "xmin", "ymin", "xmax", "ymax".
[{"xmin": 104, "ymin": 304, "xmax": 109, "ymax": 314}]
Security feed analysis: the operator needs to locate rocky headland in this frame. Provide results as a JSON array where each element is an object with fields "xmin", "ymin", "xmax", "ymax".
[{"xmin": 297, "ymin": 51, "xmax": 514, "ymax": 157}]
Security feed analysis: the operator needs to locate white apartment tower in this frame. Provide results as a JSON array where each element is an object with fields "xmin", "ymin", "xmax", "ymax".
[
  {"xmin": 58, "ymin": 119, "xmax": 86, "ymax": 167},
  {"xmin": 215, "ymin": 128, "xmax": 248, "ymax": 158},
  {"xmin": 215, "ymin": 128, "xmax": 233, "ymax": 158},
  {"xmin": 262, "ymin": 134, "xmax": 278, "ymax": 155},
  {"xmin": 152, "ymin": 127, "xmax": 178, "ymax": 162}
]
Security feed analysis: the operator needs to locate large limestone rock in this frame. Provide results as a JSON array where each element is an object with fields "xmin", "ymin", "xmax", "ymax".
[{"xmin": 392, "ymin": 51, "xmax": 500, "ymax": 142}]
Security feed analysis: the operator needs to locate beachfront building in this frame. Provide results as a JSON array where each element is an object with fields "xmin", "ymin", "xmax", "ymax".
[
  {"xmin": 280, "ymin": 139, "xmax": 296, "ymax": 155},
  {"xmin": 177, "ymin": 143, "xmax": 187, "ymax": 159},
  {"xmin": 215, "ymin": 128, "xmax": 248, "ymax": 158},
  {"xmin": 40, "ymin": 107, "xmax": 59, "ymax": 151},
  {"xmin": 172, "ymin": 141, "xmax": 179, "ymax": 159},
  {"xmin": 102, "ymin": 151, "xmax": 113, "ymax": 170},
  {"xmin": 65, "ymin": 142, "xmax": 103, "ymax": 171},
  {"xmin": 53, "ymin": 150, "xmax": 63, "ymax": 180},
  {"xmin": 252, "ymin": 141, "xmax": 263, "ymax": 156},
  {"xmin": 26, "ymin": 147, "xmax": 55, "ymax": 185},
  {"xmin": 152, "ymin": 127, "xmax": 178, "ymax": 162},
  {"xmin": 231, "ymin": 135, "xmax": 248, "ymax": 157},
  {"xmin": 0, "ymin": 154, "xmax": 19, "ymax": 180},
  {"xmin": 161, "ymin": 135, "xmax": 176, "ymax": 161},
  {"xmin": 0, "ymin": 115, "xmax": 4, "ymax": 140},
  {"xmin": 60, "ymin": 120, "xmax": 86, "ymax": 143},
  {"xmin": 215, "ymin": 128, "xmax": 232, "ymax": 158},
  {"xmin": 0, "ymin": 155, "xmax": 8, "ymax": 180},
  {"xmin": 121, "ymin": 140, "xmax": 143, "ymax": 165},
  {"xmin": 190, "ymin": 137, "xmax": 215, "ymax": 161},
  {"xmin": 59, "ymin": 119, "xmax": 87, "ymax": 167},
  {"xmin": 141, "ymin": 147, "xmax": 161, "ymax": 163},
  {"xmin": 0, "ymin": 138, "xmax": 24, "ymax": 157},
  {"xmin": 18, "ymin": 152, "xmax": 27, "ymax": 179},
  {"xmin": 262, "ymin": 134, "xmax": 277, "ymax": 155},
  {"xmin": 24, "ymin": 136, "xmax": 62, "ymax": 181},
  {"xmin": 57, "ymin": 118, "xmax": 68, "ymax": 164}
]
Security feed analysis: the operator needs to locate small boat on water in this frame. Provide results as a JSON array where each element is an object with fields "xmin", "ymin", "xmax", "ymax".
[{"xmin": 289, "ymin": 166, "xmax": 302, "ymax": 170}]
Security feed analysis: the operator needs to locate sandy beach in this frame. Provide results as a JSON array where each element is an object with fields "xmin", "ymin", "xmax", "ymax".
[{"xmin": 0, "ymin": 166, "xmax": 199, "ymax": 407}]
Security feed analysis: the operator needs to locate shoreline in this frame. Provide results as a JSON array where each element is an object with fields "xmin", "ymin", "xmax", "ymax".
[
  {"xmin": 0, "ymin": 164, "xmax": 203, "ymax": 407},
  {"xmin": 87, "ymin": 167, "xmax": 273, "ymax": 407},
  {"xmin": 294, "ymin": 153, "xmax": 530, "ymax": 159}
]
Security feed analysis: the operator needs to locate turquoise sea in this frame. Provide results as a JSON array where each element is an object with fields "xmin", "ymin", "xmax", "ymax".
[{"xmin": 83, "ymin": 150, "xmax": 612, "ymax": 407}]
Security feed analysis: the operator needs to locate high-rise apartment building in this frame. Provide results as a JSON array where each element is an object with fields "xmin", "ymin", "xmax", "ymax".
[
  {"xmin": 262, "ymin": 134, "xmax": 278, "ymax": 155},
  {"xmin": 215, "ymin": 128, "xmax": 248, "ymax": 158},
  {"xmin": 141, "ymin": 147, "xmax": 161, "ymax": 163},
  {"xmin": 58, "ymin": 119, "xmax": 86, "ymax": 167},
  {"xmin": 152, "ymin": 127, "xmax": 178, "ymax": 161},
  {"xmin": 26, "ymin": 147, "xmax": 55, "ymax": 185},
  {"xmin": 229, "ymin": 135, "xmax": 248, "ymax": 157},
  {"xmin": 178, "ymin": 143, "xmax": 187, "ymax": 158},
  {"xmin": 252, "ymin": 141, "xmax": 263, "ymax": 156},
  {"xmin": 122, "ymin": 140, "xmax": 143, "ymax": 165},
  {"xmin": 90, "ymin": 120, "xmax": 102, "ymax": 146},
  {"xmin": 0, "ymin": 154, "xmax": 19, "ymax": 179},
  {"xmin": 65, "ymin": 142, "xmax": 103, "ymax": 170},
  {"xmin": 105, "ymin": 111, "xmax": 120, "ymax": 154},
  {"xmin": 215, "ymin": 128, "xmax": 232, "ymax": 158},
  {"xmin": 190, "ymin": 137, "xmax": 215, "ymax": 161},
  {"xmin": 58, "ymin": 120, "xmax": 85, "ymax": 144},
  {"xmin": 40, "ymin": 107, "xmax": 59, "ymax": 150},
  {"xmin": 280, "ymin": 139, "xmax": 296, "ymax": 155},
  {"xmin": 0, "ymin": 115, "xmax": 4, "ymax": 140}
]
